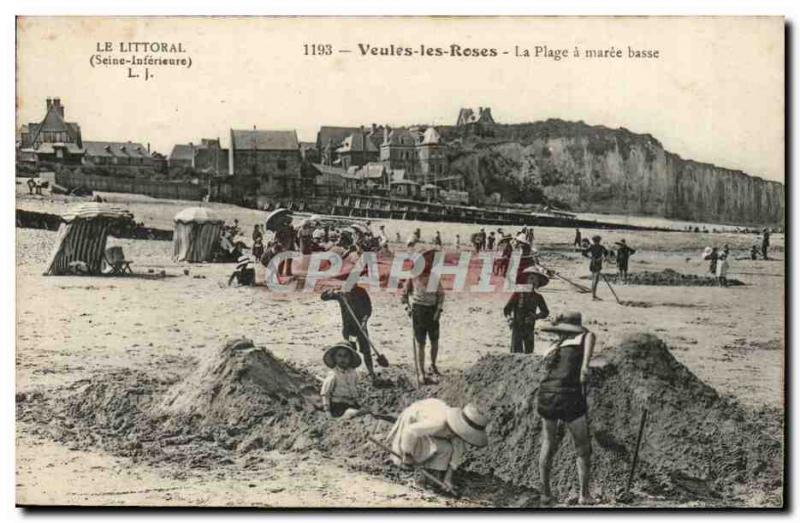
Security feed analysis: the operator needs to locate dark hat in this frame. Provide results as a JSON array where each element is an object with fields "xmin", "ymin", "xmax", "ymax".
[
  {"xmin": 323, "ymin": 343, "xmax": 362, "ymax": 369},
  {"xmin": 592, "ymin": 235, "xmax": 602, "ymax": 242},
  {"xmin": 541, "ymin": 311, "xmax": 586, "ymax": 335},
  {"xmin": 615, "ymin": 239, "xmax": 626, "ymax": 246}
]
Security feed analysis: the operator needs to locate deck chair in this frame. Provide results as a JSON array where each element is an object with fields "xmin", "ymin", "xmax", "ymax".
[{"xmin": 104, "ymin": 246, "xmax": 133, "ymax": 275}]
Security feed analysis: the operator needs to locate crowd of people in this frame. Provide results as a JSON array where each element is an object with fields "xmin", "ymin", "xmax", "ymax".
[{"xmin": 219, "ymin": 212, "xmax": 777, "ymax": 503}]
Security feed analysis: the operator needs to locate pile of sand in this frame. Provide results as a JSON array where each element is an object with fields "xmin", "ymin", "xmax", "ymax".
[
  {"xmin": 600, "ymin": 269, "xmax": 744, "ymax": 287},
  {"xmin": 18, "ymin": 334, "xmax": 782, "ymax": 505},
  {"xmin": 443, "ymin": 334, "xmax": 781, "ymax": 502}
]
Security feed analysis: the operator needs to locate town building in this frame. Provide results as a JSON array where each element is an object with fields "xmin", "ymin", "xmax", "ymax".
[
  {"xmin": 316, "ymin": 126, "xmax": 360, "ymax": 166},
  {"xmin": 229, "ymin": 128, "xmax": 301, "ymax": 197},
  {"xmin": 83, "ymin": 141, "xmax": 154, "ymax": 167},
  {"xmin": 380, "ymin": 127, "xmax": 419, "ymax": 178},
  {"xmin": 19, "ymin": 98, "xmax": 85, "ymax": 165},
  {"xmin": 168, "ymin": 139, "xmax": 229, "ymax": 174},
  {"xmin": 456, "ymin": 106, "xmax": 496, "ymax": 136},
  {"xmin": 336, "ymin": 132, "xmax": 379, "ymax": 170}
]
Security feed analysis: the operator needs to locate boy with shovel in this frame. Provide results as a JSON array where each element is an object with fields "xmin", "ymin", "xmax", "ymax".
[
  {"xmin": 402, "ymin": 249, "xmax": 445, "ymax": 385},
  {"xmin": 503, "ymin": 266, "xmax": 550, "ymax": 354}
]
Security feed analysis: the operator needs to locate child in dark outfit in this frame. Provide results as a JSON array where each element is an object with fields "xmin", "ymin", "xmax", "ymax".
[
  {"xmin": 537, "ymin": 312, "xmax": 596, "ymax": 505},
  {"xmin": 321, "ymin": 285, "xmax": 376, "ymax": 382},
  {"xmin": 614, "ymin": 239, "xmax": 636, "ymax": 283},
  {"xmin": 503, "ymin": 267, "xmax": 550, "ymax": 354},
  {"xmin": 581, "ymin": 235, "xmax": 608, "ymax": 300}
]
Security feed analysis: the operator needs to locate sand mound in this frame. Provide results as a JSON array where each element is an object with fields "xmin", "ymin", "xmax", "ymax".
[
  {"xmin": 598, "ymin": 269, "xmax": 744, "ymax": 287},
  {"xmin": 19, "ymin": 334, "xmax": 781, "ymax": 505},
  {"xmin": 158, "ymin": 338, "xmax": 321, "ymax": 425},
  {"xmin": 443, "ymin": 333, "xmax": 782, "ymax": 502}
]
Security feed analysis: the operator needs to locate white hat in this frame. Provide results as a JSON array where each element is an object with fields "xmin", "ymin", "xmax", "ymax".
[
  {"xmin": 515, "ymin": 234, "xmax": 530, "ymax": 245},
  {"xmin": 446, "ymin": 403, "xmax": 489, "ymax": 447}
]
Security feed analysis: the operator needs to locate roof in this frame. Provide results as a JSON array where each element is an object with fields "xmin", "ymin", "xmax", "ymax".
[
  {"xmin": 62, "ymin": 203, "xmax": 133, "ymax": 223},
  {"xmin": 336, "ymin": 133, "xmax": 379, "ymax": 154},
  {"xmin": 358, "ymin": 162, "xmax": 387, "ymax": 179},
  {"xmin": 384, "ymin": 128, "xmax": 418, "ymax": 146},
  {"xmin": 311, "ymin": 163, "xmax": 347, "ymax": 177},
  {"xmin": 170, "ymin": 144, "xmax": 195, "ymax": 162},
  {"xmin": 84, "ymin": 141, "xmax": 150, "ymax": 158},
  {"xmin": 28, "ymin": 104, "xmax": 82, "ymax": 146},
  {"xmin": 174, "ymin": 207, "xmax": 223, "ymax": 224},
  {"xmin": 35, "ymin": 143, "xmax": 85, "ymax": 154},
  {"xmin": 421, "ymin": 127, "xmax": 441, "ymax": 145},
  {"xmin": 231, "ymin": 129, "xmax": 299, "ymax": 151},
  {"xmin": 316, "ymin": 126, "xmax": 360, "ymax": 149}
]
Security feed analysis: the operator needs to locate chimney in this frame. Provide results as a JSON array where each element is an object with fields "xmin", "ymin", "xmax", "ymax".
[
  {"xmin": 53, "ymin": 98, "xmax": 64, "ymax": 117},
  {"xmin": 383, "ymin": 125, "xmax": 391, "ymax": 144},
  {"xmin": 46, "ymin": 98, "xmax": 52, "ymax": 111},
  {"xmin": 147, "ymin": 142, "xmax": 151, "ymax": 153},
  {"xmin": 190, "ymin": 142, "xmax": 196, "ymax": 169}
]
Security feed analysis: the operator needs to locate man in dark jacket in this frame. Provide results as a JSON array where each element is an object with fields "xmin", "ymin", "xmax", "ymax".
[
  {"xmin": 503, "ymin": 267, "xmax": 550, "ymax": 354},
  {"xmin": 321, "ymin": 285, "xmax": 376, "ymax": 382},
  {"xmin": 614, "ymin": 239, "xmax": 636, "ymax": 283}
]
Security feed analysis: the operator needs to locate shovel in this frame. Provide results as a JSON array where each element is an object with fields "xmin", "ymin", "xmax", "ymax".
[
  {"xmin": 340, "ymin": 297, "xmax": 390, "ymax": 368},
  {"xmin": 601, "ymin": 274, "xmax": 622, "ymax": 305}
]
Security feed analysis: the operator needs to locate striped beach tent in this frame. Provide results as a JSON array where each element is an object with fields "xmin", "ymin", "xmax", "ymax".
[
  {"xmin": 43, "ymin": 203, "xmax": 134, "ymax": 276},
  {"xmin": 173, "ymin": 207, "xmax": 224, "ymax": 262}
]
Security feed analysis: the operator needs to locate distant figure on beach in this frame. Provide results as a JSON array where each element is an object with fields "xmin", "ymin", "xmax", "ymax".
[
  {"xmin": 574, "ymin": 228, "xmax": 582, "ymax": 249},
  {"xmin": 761, "ymin": 228, "xmax": 770, "ymax": 260},
  {"xmin": 614, "ymin": 239, "xmax": 636, "ymax": 283},
  {"xmin": 455, "ymin": 234, "xmax": 461, "ymax": 250},
  {"xmin": 581, "ymin": 235, "xmax": 608, "ymax": 301},
  {"xmin": 487, "ymin": 231, "xmax": 496, "ymax": 250},
  {"xmin": 434, "ymin": 231, "xmax": 443, "ymax": 248},
  {"xmin": 717, "ymin": 245, "xmax": 730, "ymax": 287},
  {"xmin": 706, "ymin": 246, "xmax": 719, "ymax": 275}
]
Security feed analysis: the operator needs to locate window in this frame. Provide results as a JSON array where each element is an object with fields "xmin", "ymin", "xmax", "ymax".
[{"xmin": 277, "ymin": 158, "xmax": 287, "ymax": 171}]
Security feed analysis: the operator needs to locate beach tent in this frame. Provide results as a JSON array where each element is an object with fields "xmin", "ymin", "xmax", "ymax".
[
  {"xmin": 43, "ymin": 202, "xmax": 134, "ymax": 276},
  {"xmin": 173, "ymin": 207, "xmax": 225, "ymax": 262}
]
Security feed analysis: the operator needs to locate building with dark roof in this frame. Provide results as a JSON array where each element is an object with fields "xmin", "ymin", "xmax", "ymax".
[
  {"xmin": 169, "ymin": 139, "xmax": 229, "ymax": 174},
  {"xmin": 230, "ymin": 128, "xmax": 301, "ymax": 197},
  {"xmin": 83, "ymin": 141, "xmax": 153, "ymax": 167},
  {"xmin": 336, "ymin": 132, "xmax": 379, "ymax": 170},
  {"xmin": 19, "ymin": 98, "xmax": 85, "ymax": 165}
]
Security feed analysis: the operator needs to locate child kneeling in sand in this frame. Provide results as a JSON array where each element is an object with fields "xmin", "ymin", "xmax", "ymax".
[{"xmin": 320, "ymin": 343, "xmax": 364, "ymax": 419}]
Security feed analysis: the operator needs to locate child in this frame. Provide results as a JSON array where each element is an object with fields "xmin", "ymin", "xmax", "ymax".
[
  {"xmin": 320, "ymin": 343, "xmax": 363, "ymax": 419},
  {"xmin": 717, "ymin": 245, "xmax": 730, "ymax": 287},
  {"xmin": 503, "ymin": 267, "xmax": 550, "ymax": 354},
  {"xmin": 614, "ymin": 239, "xmax": 636, "ymax": 283},
  {"xmin": 321, "ymin": 284, "xmax": 376, "ymax": 382},
  {"xmin": 581, "ymin": 235, "xmax": 608, "ymax": 300}
]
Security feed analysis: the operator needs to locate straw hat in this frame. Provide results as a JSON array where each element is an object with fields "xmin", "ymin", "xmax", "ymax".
[
  {"xmin": 541, "ymin": 311, "xmax": 586, "ymax": 335},
  {"xmin": 615, "ymin": 239, "xmax": 626, "ymax": 246},
  {"xmin": 521, "ymin": 266, "xmax": 550, "ymax": 288},
  {"xmin": 446, "ymin": 403, "xmax": 489, "ymax": 447},
  {"xmin": 322, "ymin": 343, "xmax": 362, "ymax": 369}
]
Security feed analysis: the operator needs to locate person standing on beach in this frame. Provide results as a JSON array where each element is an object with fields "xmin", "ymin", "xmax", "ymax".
[
  {"xmin": 455, "ymin": 234, "xmax": 461, "ymax": 251},
  {"xmin": 614, "ymin": 239, "xmax": 636, "ymax": 283},
  {"xmin": 573, "ymin": 228, "xmax": 582, "ymax": 249},
  {"xmin": 761, "ymin": 228, "xmax": 771, "ymax": 260},
  {"xmin": 434, "ymin": 231, "xmax": 443, "ymax": 249},
  {"xmin": 537, "ymin": 312, "xmax": 597, "ymax": 505},
  {"xmin": 581, "ymin": 235, "xmax": 608, "ymax": 301},
  {"xmin": 402, "ymin": 249, "xmax": 445, "ymax": 384},
  {"xmin": 487, "ymin": 232, "xmax": 496, "ymax": 251},
  {"xmin": 503, "ymin": 267, "xmax": 550, "ymax": 354}
]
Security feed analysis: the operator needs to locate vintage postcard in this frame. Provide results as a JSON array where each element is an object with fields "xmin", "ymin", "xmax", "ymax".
[{"xmin": 15, "ymin": 16, "xmax": 785, "ymax": 508}]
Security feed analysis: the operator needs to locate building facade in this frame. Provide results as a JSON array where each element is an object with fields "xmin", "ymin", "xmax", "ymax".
[
  {"xmin": 83, "ymin": 141, "xmax": 154, "ymax": 167},
  {"xmin": 230, "ymin": 128, "xmax": 302, "ymax": 197},
  {"xmin": 19, "ymin": 98, "xmax": 85, "ymax": 165}
]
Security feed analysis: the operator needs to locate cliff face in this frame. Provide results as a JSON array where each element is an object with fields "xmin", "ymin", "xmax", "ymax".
[{"xmin": 445, "ymin": 120, "xmax": 785, "ymax": 226}]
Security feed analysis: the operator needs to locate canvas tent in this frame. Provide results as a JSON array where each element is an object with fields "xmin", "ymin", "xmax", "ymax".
[
  {"xmin": 173, "ymin": 207, "xmax": 224, "ymax": 262},
  {"xmin": 43, "ymin": 203, "xmax": 134, "ymax": 276}
]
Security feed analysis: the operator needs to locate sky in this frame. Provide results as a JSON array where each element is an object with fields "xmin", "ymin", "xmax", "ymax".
[{"xmin": 16, "ymin": 16, "xmax": 785, "ymax": 182}]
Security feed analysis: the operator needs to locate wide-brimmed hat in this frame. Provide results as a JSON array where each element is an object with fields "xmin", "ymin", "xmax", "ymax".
[
  {"xmin": 615, "ymin": 239, "xmax": 626, "ymax": 246},
  {"xmin": 322, "ymin": 343, "xmax": 362, "ymax": 369},
  {"xmin": 521, "ymin": 266, "xmax": 550, "ymax": 288},
  {"xmin": 541, "ymin": 311, "xmax": 586, "ymax": 335},
  {"xmin": 515, "ymin": 233, "xmax": 530, "ymax": 245},
  {"xmin": 446, "ymin": 403, "xmax": 489, "ymax": 447}
]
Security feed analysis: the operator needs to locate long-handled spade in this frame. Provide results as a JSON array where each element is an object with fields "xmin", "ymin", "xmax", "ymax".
[
  {"xmin": 601, "ymin": 274, "xmax": 622, "ymax": 305},
  {"xmin": 340, "ymin": 297, "xmax": 390, "ymax": 368}
]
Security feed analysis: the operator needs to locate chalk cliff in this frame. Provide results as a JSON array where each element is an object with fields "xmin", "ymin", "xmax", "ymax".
[{"xmin": 444, "ymin": 120, "xmax": 784, "ymax": 226}]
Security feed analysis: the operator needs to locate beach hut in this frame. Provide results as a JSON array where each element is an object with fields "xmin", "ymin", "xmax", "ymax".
[
  {"xmin": 43, "ymin": 202, "xmax": 134, "ymax": 276},
  {"xmin": 173, "ymin": 207, "xmax": 224, "ymax": 262}
]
